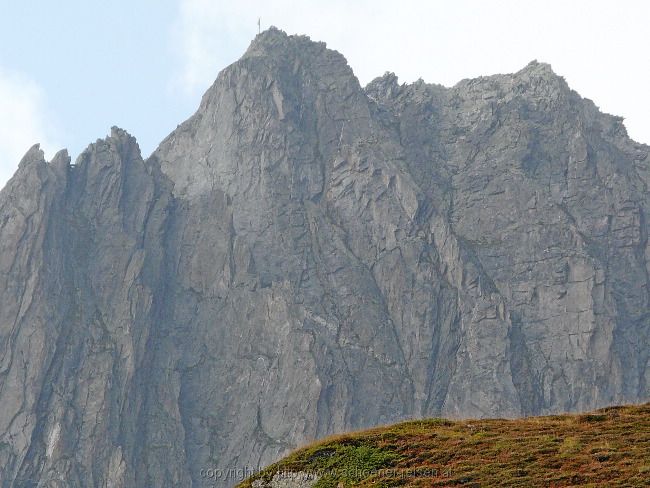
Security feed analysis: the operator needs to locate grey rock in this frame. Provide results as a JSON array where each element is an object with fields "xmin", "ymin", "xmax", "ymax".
[
  {"xmin": 0, "ymin": 28, "xmax": 648, "ymax": 487},
  {"xmin": 251, "ymin": 472, "xmax": 319, "ymax": 488}
]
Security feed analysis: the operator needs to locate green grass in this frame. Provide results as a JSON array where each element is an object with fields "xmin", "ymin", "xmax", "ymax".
[{"xmin": 238, "ymin": 403, "xmax": 650, "ymax": 487}]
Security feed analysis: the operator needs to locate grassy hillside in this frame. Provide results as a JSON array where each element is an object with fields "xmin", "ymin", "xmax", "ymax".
[{"xmin": 239, "ymin": 403, "xmax": 650, "ymax": 487}]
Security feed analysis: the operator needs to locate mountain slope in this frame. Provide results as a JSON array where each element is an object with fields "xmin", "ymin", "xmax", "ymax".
[
  {"xmin": 0, "ymin": 27, "xmax": 648, "ymax": 487},
  {"xmin": 239, "ymin": 403, "xmax": 650, "ymax": 487}
]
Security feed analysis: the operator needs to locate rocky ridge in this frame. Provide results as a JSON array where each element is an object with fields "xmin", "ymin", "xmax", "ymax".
[{"xmin": 0, "ymin": 27, "xmax": 648, "ymax": 487}]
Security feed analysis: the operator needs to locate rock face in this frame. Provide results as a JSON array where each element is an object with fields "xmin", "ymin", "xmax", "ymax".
[{"xmin": 0, "ymin": 28, "xmax": 648, "ymax": 487}]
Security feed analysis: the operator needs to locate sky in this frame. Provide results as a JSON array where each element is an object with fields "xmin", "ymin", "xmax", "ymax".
[{"xmin": 1, "ymin": 0, "xmax": 649, "ymax": 188}]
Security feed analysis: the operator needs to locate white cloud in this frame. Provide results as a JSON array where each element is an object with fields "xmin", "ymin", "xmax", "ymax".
[
  {"xmin": 174, "ymin": 0, "xmax": 650, "ymax": 145},
  {"xmin": 0, "ymin": 68, "xmax": 60, "ymax": 188}
]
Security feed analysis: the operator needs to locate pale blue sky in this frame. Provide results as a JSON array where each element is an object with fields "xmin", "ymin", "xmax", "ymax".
[
  {"xmin": 1, "ymin": 1, "xmax": 649, "ymax": 187},
  {"xmin": 0, "ymin": 1, "xmax": 195, "ymax": 171}
]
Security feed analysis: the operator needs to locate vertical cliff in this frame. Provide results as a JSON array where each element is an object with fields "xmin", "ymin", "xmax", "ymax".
[{"xmin": 0, "ymin": 28, "xmax": 648, "ymax": 487}]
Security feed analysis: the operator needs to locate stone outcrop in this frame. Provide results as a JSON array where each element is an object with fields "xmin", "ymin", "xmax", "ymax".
[
  {"xmin": 0, "ymin": 28, "xmax": 648, "ymax": 487},
  {"xmin": 251, "ymin": 472, "xmax": 319, "ymax": 488}
]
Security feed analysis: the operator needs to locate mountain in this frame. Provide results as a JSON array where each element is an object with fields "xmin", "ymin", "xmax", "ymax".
[
  {"xmin": 0, "ymin": 27, "xmax": 648, "ymax": 487},
  {"xmin": 239, "ymin": 402, "xmax": 650, "ymax": 487}
]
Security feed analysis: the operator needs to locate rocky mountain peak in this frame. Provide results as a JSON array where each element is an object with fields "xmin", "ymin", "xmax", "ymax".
[
  {"xmin": 4, "ymin": 144, "xmax": 60, "ymax": 202},
  {"xmin": 49, "ymin": 149, "xmax": 71, "ymax": 180},
  {"xmin": 365, "ymin": 71, "xmax": 401, "ymax": 100},
  {"xmin": 0, "ymin": 31, "xmax": 648, "ymax": 488},
  {"xmin": 513, "ymin": 59, "xmax": 570, "ymax": 93},
  {"xmin": 155, "ymin": 27, "xmax": 367, "ymax": 198},
  {"xmin": 51, "ymin": 148, "xmax": 70, "ymax": 166},
  {"xmin": 241, "ymin": 27, "xmax": 353, "ymax": 77},
  {"xmin": 244, "ymin": 26, "xmax": 321, "ymax": 57},
  {"xmin": 17, "ymin": 143, "xmax": 45, "ymax": 169},
  {"xmin": 109, "ymin": 125, "xmax": 137, "ymax": 143},
  {"xmin": 519, "ymin": 59, "xmax": 558, "ymax": 76},
  {"xmin": 74, "ymin": 126, "xmax": 141, "ymax": 171}
]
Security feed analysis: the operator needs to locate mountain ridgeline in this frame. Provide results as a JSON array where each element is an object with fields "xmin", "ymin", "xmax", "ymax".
[{"xmin": 0, "ymin": 28, "xmax": 648, "ymax": 487}]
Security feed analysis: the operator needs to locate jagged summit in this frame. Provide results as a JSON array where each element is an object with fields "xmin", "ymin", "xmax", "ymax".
[
  {"xmin": 17, "ymin": 143, "xmax": 45, "ymax": 168},
  {"xmin": 51, "ymin": 148, "xmax": 70, "ymax": 164},
  {"xmin": 154, "ymin": 27, "xmax": 365, "ymax": 198},
  {"xmin": 50, "ymin": 149, "xmax": 71, "ymax": 175},
  {"xmin": 0, "ymin": 30, "xmax": 648, "ymax": 488},
  {"xmin": 365, "ymin": 71, "xmax": 401, "ymax": 100},
  {"xmin": 244, "ymin": 26, "xmax": 323, "ymax": 56},
  {"xmin": 243, "ymin": 26, "xmax": 352, "ymax": 73},
  {"xmin": 109, "ymin": 125, "xmax": 134, "ymax": 140},
  {"xmin": 520, "ymin": 59, "xmax": 557, "ymax": 74},
  {"xmin": 13, "ymin": 126, "xmax": 139, "ymax": 171}
]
